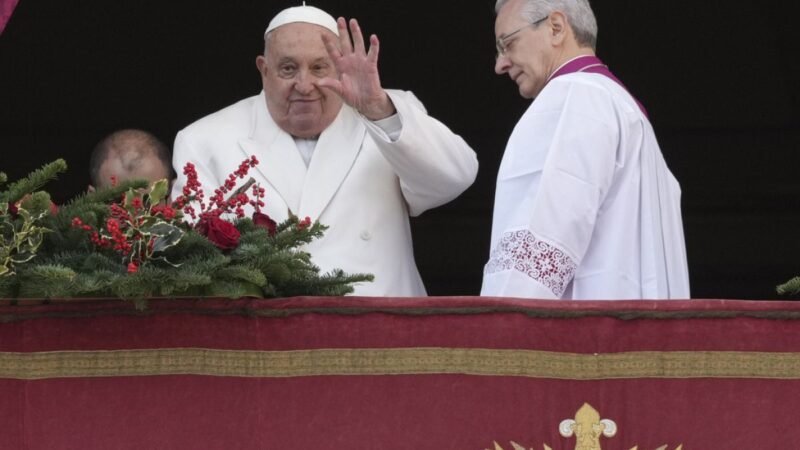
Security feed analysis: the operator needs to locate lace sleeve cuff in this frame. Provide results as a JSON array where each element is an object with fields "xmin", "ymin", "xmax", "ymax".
[{"xmin": 485, "ymin": 229, "xmax": 577, "ymax": 298}]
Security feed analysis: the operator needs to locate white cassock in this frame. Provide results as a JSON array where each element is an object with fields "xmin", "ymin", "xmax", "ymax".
[
  {"xmin": 481, "ymin": 72, "xmax": 690, "ymax": 300},
  {"xmin": 172, "ymin": 89, "xmax": 478, "ymax": 297}
]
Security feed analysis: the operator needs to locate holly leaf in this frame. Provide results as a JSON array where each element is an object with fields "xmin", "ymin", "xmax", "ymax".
[
  {"xmin": 148, "ymin": 179, "xmax": 169, "ymax": 206},
  {"xmin": 147, "ymin": 222, "xmax": 184, "ymax": 253}
]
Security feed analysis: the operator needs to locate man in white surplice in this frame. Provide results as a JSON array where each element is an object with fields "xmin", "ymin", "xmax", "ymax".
[
  {"xmin": 482, "ymin": 0, "xmax": 690, "ymax": 299},
  {"xmin": 171, "ymin": 6, "xmax": 478, "ymax": 296}
]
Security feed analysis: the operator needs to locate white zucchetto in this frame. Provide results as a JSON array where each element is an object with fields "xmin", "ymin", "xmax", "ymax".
[{"xmin": 265, "ymin": 4, "xmax": 339, "ymax": 36}]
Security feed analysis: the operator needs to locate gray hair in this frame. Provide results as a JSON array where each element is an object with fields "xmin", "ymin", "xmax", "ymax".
[
  {"xmin": 495, "ymin": 0, "xmax": 598, "ymax": 50},
  {"xmin": 263, "ymin": 32, "xmax": 273, "ymax": 56}
]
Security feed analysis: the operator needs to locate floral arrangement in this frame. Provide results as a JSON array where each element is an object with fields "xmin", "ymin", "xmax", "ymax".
[{"xmin": 0, "ymin": 159, "xmax": 372, "ymax": 306}]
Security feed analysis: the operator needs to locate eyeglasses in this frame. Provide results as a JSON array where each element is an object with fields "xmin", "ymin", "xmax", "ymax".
[{"xmin": 495, "ymin": 15, "xmax": 549, "ymax": 57}]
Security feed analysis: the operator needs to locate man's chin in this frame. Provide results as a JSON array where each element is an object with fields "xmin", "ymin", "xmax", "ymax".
[
  {"xmin": 518, "ymin": 83, "xmax": 539, "ymax": 100},
  {"xmin": 286, "ymin": 117, "xmax": 325, "ymax": 139}
]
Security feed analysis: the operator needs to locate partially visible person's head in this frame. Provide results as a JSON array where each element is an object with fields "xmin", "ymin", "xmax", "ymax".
[
  {"xmin": 494, "ymin": 0, "xmax": 598, "ymax": 99},
  {"xmin": 255, "ymin": 5, "xmax": 344, "ymax": 138},
  {"xmin": 89, "ymin": 129, "xmax": 173, "ymax": 190}
]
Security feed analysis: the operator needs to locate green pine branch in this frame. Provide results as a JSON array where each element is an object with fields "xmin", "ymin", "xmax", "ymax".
[
  {"xmin": 777, "ymin": 277, "xmax": 800, "ymax": 296},
  {"xmin": 16, "ymin": 264, "xmax": 77, "ymax": 298},
  {"xmin": 0, "ymin": 159, "xmax": 67, "ymax": 205},
  {"xmin": 68, "ymin": 179, "xmax": 150, "ymax": 209},
  {"xmin": 0, "ymin": 272, "xmax": 18, "ymax": 297},
  {"xmin": 279, "ymin": 269, "xmax": 374, "ymax": 297}
]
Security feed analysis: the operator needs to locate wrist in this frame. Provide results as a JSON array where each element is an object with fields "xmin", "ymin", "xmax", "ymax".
[{"xmin": 361, "ymin": 92, "xmax": 396, "ymax": 121}]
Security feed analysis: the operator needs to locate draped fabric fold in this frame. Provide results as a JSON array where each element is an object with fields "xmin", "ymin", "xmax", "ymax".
[{"xmin": 0, "ymin": 0, "xmax": 20, "ymax": 35}]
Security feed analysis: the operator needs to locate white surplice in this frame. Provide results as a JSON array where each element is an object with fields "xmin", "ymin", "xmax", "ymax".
[{"xmin": 481, "ymin": 72, "xmax": 690, "ymax": 300}]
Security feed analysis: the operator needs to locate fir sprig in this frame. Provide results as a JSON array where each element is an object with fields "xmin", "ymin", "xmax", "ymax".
[
  {"xmin": 0, "ymin": 159, "xmax": 67, "ymax": 205},
  {"xmin": 778, "ymin": 277, "xmax": 800, "ymax": 296}
]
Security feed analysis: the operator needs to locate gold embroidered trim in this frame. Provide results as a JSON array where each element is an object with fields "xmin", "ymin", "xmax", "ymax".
[{"xmin": 2, "ymin": 348, "xmax": 800, "ymax": 380}]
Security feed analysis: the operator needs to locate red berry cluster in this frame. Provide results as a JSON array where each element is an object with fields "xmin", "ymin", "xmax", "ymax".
[
  {"xmin": 151, "ymin": 204, "xmax": 177, "ymax": 220},
  {"xmin": 173, "ymin": 162, "xmax": 205, "ymax": 220},
  {"xmin": 6, "ymin": 201, "xmax": 18, "ymax": 217},
  {"xmin": 251, "ymin": 184, "xmax": 266, "ymax": 212},
  {"xmin": 71, "ymin": 216, "xmax": 132, "ymax": 256},
  {"xmin": 297, "ymin": 216, "xmax": 312, "ymax": 230},
  {"xmin": 71, "ymin": 189, "xmax": 182, "ymax": 274},
  {"xmin": 105, "ymin": 217, "xmax": 133, "ymax": 254},
  {"xmin": 172, "ymin": 156, "xmax": 265, "ymax": 222},
  {"xmin": 72, "ymin": 217, "xmax": 103, "ymax": 247},
  {"xmin": 109, "ymin": 202, "xmax": 131, "ymax": 223}
]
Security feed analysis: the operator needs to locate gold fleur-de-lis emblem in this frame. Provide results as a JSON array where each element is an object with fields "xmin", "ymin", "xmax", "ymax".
[
  {"xmin": 559, "ymin": 403, "xmax": 617, "ymax": 450},
  {"xmin": 486, "ymin": 403, "xmax": 683, "ymax": 450}
]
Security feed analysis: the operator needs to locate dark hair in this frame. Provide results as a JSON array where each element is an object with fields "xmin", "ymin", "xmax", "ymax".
[{"xmin": 89, "ymin": 129, "xmax": 174, "ymax": 187}]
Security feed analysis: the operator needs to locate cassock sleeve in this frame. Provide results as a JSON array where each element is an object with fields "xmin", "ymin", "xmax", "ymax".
[
  {"xmin": 362, "ymin": 90, "xmax": 479, "ymax": 217},
  {"xmin": 483, "ymin": 81, "xmax": 620, "ymax": 298}
]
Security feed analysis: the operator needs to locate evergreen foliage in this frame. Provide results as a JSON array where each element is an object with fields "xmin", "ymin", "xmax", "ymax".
[
  {"xmin": 0, "ymin": 159, "xmax": 67, "ymax": 205},
  {"xmin": 1, "ymin": 160, "xmax": 373, "ymax": 304},
  {"xmin": 777, "ymin": 277, "xmax": 800, "ymax": 296}
]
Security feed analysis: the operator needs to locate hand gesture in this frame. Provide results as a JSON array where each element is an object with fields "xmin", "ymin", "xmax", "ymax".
[{"xmin": 318, "ymin": 17, "xmax": 396, "ymax": 120}]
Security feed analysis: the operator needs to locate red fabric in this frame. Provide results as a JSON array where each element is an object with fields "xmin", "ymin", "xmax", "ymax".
[
  {"xmin": 0, "ymin": 0, "xmax": 19, "ymax": 35},
  {"xmin": 2, "ymin": 297, "xmax": 800, "ymax": 449}
]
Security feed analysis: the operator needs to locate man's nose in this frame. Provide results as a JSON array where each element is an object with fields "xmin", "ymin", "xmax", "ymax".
[
  {"xmin": 495, "ymin": 55, "xmax": 511, "ymax": 75},
  {"xmin": 294, "ymin": 72, "xmax": 316, "ymax": 95}
]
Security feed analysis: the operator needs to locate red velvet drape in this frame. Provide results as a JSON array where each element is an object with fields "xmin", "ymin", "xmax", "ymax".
[{"xmin": 2, "ymin": 297, "xmax": 800, "ymax": 449}]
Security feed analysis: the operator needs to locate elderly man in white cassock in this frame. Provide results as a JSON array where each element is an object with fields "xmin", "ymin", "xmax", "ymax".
[
  {"xmin": 481, "ymin": 0, "xmax": 690, "ymax": 300},
  {"xmin": 171, "ymin": 5, "xmax": 478, "ymax": 296}
]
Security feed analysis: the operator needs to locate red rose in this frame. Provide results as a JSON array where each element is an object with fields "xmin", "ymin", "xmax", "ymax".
[
  {"xmin": 198, "ymin": 216, "xmax": 240, "ymax": 250},
  {"xmin": 252, "ymin": 211, "xmax": 277, "ymax": 237}
]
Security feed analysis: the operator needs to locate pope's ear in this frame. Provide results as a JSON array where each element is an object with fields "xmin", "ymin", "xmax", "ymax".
[
  {"xmin": 87, "ymin": 185, "xmax": 96, "ymax": 193},
  {"xmin": 255, "ymin": 55, "xmax": 268, "ymax": 76}
]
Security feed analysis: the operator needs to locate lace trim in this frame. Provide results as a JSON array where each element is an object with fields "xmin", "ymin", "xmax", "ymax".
[{"xmin": 485, "ymin": 229, "xmax": 577, "ymax": 297}]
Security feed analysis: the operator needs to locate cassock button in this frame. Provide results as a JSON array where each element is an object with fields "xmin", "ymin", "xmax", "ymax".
[{"xmin": 360, "ymin": 230, "xmax": 372, "ymax": 241}]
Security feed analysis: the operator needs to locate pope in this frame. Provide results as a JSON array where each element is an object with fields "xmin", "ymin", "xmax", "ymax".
[{"xmin": 171, "ymin": 5, "xmax": 479, "ymax": 296}]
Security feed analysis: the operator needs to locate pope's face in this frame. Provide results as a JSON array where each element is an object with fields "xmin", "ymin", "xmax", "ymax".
[
  {"xmin": 494, "ymin": 0, "xmax": 555, "ymax": 99},
  {"xmin": 256, "ymin": 23, "xmax": 343, "ymax": 138}
]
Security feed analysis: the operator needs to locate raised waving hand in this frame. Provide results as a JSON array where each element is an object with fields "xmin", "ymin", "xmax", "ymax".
[{"xmin": 318, "ymin": 17, "xmax": 396, "ymax": 120}]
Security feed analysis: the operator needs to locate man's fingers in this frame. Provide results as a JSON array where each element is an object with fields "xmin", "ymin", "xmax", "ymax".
[
  {"xmin": 315, "ymin": 78, "xmax": 344, "ymax": 97},
  {"xmin": 321, "ymin": 32, "xmax": 342, "ymax": 60},
  {"xmin": 367, "ymin": 34, "xmax": 380, "ymax": 64},
  {"xmin": 349, "ymin": 19, "xmax": 367, "ymax": 55},
  {"xmin": 336, "ymin": 17, "xmax": 353, "ymax": 55}
]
